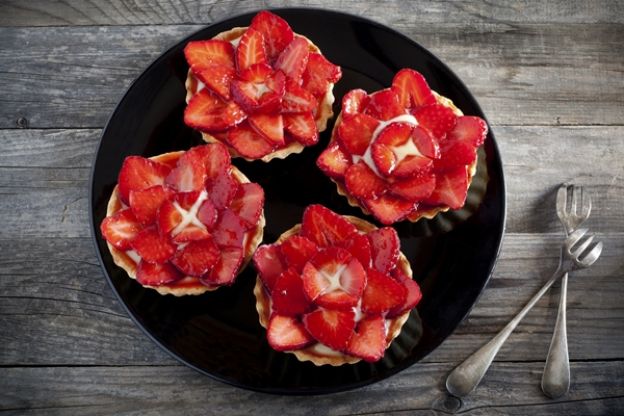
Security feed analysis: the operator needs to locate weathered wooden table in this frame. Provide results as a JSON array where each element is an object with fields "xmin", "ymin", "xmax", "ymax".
[{"xmin": 1, "ymin": 1, "xmax": 623, "ymax": 414}]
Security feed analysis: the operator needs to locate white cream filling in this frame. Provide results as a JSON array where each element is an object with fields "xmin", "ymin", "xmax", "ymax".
[{"xmin": 171, "ymin": 190, "xmax": 208, "ymax": 237}]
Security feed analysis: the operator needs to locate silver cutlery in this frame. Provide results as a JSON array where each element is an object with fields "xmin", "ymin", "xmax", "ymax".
[
  {"xmin": 446, "ymin": 228, "xmax": 603, "ymax": 397},
  {"xmin": 541, "ymin": 185, "xmax": 592, "ymax": 398}
]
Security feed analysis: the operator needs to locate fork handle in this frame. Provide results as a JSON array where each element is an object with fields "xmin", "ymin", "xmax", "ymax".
[
  {"xmin": 446, "ymin": 267, "xmax": 565, "ymax": 397},
  {"xmin": 542, "ymin": 272, "xmax": 570, "ymax": 398}
]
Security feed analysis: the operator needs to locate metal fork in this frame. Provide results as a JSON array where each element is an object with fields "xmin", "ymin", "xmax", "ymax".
[
  {"xmin": 446, "ymin": 229, "xmax": 603, "ymax": 397},
  {"xmin": 541, "ymin": 185, "xmax": 592, "ymax": 398}
]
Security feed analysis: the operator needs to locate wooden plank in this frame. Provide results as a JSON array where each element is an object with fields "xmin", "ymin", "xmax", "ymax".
[
  {"xmin": 0, "ymin": 362, "xmax": 622, "ymax": 414},
  {"xmin": 0, "ymin": 0, "xmax": 622, "ymax": 26},
  {"xmin": 1, "ymin": 233, "xmax": 621, "ymax": 366},
  {"xmin": 0, "ymin": 23, "xmax": 622, "ymax": 128}
]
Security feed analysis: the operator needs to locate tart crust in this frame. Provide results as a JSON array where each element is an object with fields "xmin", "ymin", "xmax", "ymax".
[
  {"xmin": 105, "ymin": 150, "xmax": 265, "ymax": 296},
  {"xmin": 254, "ymin": 215, "xmax": 412, "ymax": 366},
  {"xmin": 185, "ymin": 27, "xmax": 336, "ymax": 163}
]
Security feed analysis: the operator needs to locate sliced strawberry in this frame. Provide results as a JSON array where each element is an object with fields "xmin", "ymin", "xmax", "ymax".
[
  {"xmin": 392, "ymin": 68, "xmax": 436, "ymax": 109},
  {"xmin": 171, "ymin": 237, "xmax": 220, "ymax": 277},
  {"xmin": 165, "ymin": 147, "xmax": 207, "ymax": 193},
  {"xmin": 367, "ymin": 227, "xmax": 400, "ymax": 273},
  {"xmin": 412, "ymin": 103, "xmax": 457, "ymax": 140},
  {"xmin": 387, "ymin": 268, "xmax": 423, "ymax": 318},
  {"xmin": 344, "ymin": 161, "xmax": 387, "ymax": 199},
  {"xmin": 371, "ymin": 123, "xmax": 433, "ymax": 177},
  {"xmin": 201, "ymin": 246, "xmax": 243, "ymax": 286},
  {"xmin": 231, "ymin": 64, "xmax": 285, "ymax": 114},
  {"xmin": 301, "ymin": 204, "xmax": 358, "ymax": 247},
  {"xmin": 227, "ymin": 122, "xmax": 275, "ymax": 159},
  {"xmin": 253, "ymin": 244, "xmax": 286, "ymax": 290},
  {"xmin": 208, "ymin": 170, "xmax": 238, "ymax": 210},
  {"xmin": 410, "ymin": 125, "xmax": 440, "ymax": 159},
  {"xmin": 281, "ymin": 78, "xmax": 317, "ymax": 113},
  {"xmin": 236, "ymin": 27, "xmax": 266, "ymax": 72},
  {"xmin": 229, "ymin": 183, "xmax": 264, "ymax": 229},
  {"xmin": 364, "ymin": 194, "xmax": 415, "ymax": 225},
  {"xmin": 130, "ymin": 227, "xmax": 176, "ymax": 264},
  {"xmin": 434, "ymin": 140, "xmax": 476, "ymax": 171},
  {"xmin": 364, "ymin": 88, "xmax": 405, "ymax": 121},
  {"xmin": 279, "ymin": 235, "xmax": 319, "ymax": 273},
  {"xmin": 302, "ymin": 52, "xmax": 342, "ymax": 97},
  {"xmin": 212, "ymin": 209, "xmax": 247, "ymax": 248},
  {"xmin": 118, "ymin": 156, "xmax": 171, "ymax": 205},
  {"xmin": 194, "ymin": 66, "xmax": 235, "ymax": 101},
  {"xmin": 339, "ymin": 233, "xmax": 372, "ymax": 270},
  {"xmin": 136, "ymin": 261, "xmax": 183, "ymax": 286},
  {"xmin": 157, "ymin": 192, "xmax": 211, "ymax": 243},
  {"xmin": 346, "ymin": 316, "xmax": 386, "ymax": 362},
  {"xmin": 197, "ymin": 198, "xmax": 218, "ymax": 230},
  {"xmin": 129, "ymin": 185, "xmax": 173, "ymax": 226},
  {"xmin": 316, "ymin": 141, "xmax": 351, "ymax": 180},
  {"xmin": 303, "ymin": 308, "xmax": 355, "ymax": 351},
  {"xmin": 283, "ymin": 112, "xmax": 318, "ymax": 145},
  {"xmin": 391, "ymin": 173, "xmax": 436, "ymax": 201},
  {"xmin": 275, "ymin": 37, "xmax": 309, "ymax": 80},
  {"xmin": 197, "ymin": 142, "xmax": 231, "ymax": 182},
  {"xmin": 271, "ymin": 268, "xmax": 312, "ymax": 316},
  {"xmin": 100, "ymin": 209, "xmax": 141, "ymax": 250},
  {"xmin": 249, "ymin": 10, "xmax": 294, "ymax": 61},
  {"xmin": 184, "ymin": 40, "xmax": 235, "ymax": 71},
  {"xmin": 184, "ymin": 89, "xmax": 246, "ymax": 133},
  {"xmin": 447, "ymin": 116, "xmax": 488, "ymax": 147},
  {"xmin": 248, "ymin": 113, "xmax": 285, "ymax": 147},
  {"xmin": 424, "ymin": 167, "xmax": 469, "ymax": 209},
  {"xmin": 267, "ymin": 314, "xmax": 314, "ymax": 352},
  {"xmin": 336, "ymin": 113, "xmax": 379, "ymax": 156},
  {"xmin": 302, "ymin": 247, "xmax": 366, "ymax": 309},
  {"xmin": 361, "ymin": 268, "xmax": 406, "ymax": 314},
  {"xmin": 342, "ymin": 89, "xmax": 369, "ymax": 115}
]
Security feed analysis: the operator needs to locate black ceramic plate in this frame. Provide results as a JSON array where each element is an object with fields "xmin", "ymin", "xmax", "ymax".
[{"xmin": 90, "ymin": 8, "xmax": 505, "ymax": 394}]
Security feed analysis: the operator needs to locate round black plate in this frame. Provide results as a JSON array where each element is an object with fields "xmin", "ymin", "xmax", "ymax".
[{"xmin": 90, "ymin": 8, "xmax": 506, "ymax": 395}]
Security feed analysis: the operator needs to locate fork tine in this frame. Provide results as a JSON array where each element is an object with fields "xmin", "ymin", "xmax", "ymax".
[
  {"xmin": 572, "ymin": 235, "xmax": 594, "ymax": 258},
  {"xmin": 556, "ymin": 185, "xmax": 568, "ymax": 221},
  {"xmin": 581, "ymin": 187, "xmax": 592, "ymax": 219},
  {"xmin": 580, "ymin": 241, "xmax": 603, "ymax": 267},
  {"xmin": 567, "ymin": 228, "xmax": 588, "ymax": 247},
  {"xmin": 570, "ymin": 185, "xmax": 579, "ymax": 216}
]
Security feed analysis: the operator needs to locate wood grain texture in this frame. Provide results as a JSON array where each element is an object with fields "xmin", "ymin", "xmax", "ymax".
[{"xmin": 0, "ymin": 22, "xmax": 622, "ymax": 128}]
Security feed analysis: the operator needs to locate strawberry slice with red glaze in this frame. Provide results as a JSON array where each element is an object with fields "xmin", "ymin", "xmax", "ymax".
[
  {"xmin": 236, "ymin": 27, "xmax": 267, "ymax": 72},
  {"xmin": 361, "ymin": 268, "xmax": 406, "ymax": 314},
  {"xmin": 303, "ymin": 308, "xmax": 356, "ymax": 351},
  {"xmin": 229, "ymin": 183, "xmax": 264, "ymax": 229},
  {"xmin": 227, "ymin": 122, "xmax": 275, "ymax": 159},
  {"xmin": 424, "ymin": 167, "xmax": 469, "ymax": 209},
  {"xmin": 171, "ymin": 237, "xmax": 220, "ymax": 277},
  {"xmin": 118, "ymin": 156, "xmax": 171, "ymax": 205},
  {"xmin": 344, "ymin": 161, "xmax": 387, "ymax": 199},
  {"xmin": 302, "ymin": 52, "xmax": 342, "ymax": 97},
  {"xmin": 336, "ymin": 113, "xmax": 379, "ymax": 156},
  {"xmin": 346, "ymin": 316, "xmax": 386, "ymax": 362},
  {"xmin": 391, "ymin": 173, "xmax": 436, "ymax": 201},
  {"xmin": 253, "ymin": 244, "xmax": 286, "ymax": 290},
  {"xmin": 412, "ymin": 103, "xmax": 457, "ymax": 140},
  {"xmin": 212, "ymin": 209, "xmax": 247, "ymax": 248},
  {"xmin": 275, "ymin": 37, "xmax": 309, "ymax": 80},
  {"xmin": 197, "ymin": 198, "xmax": 218, "ymax": 230},
  {"xmin": 129, "ymin": 185, "xmax": 173, "ymax": 226},
  {"xmin": 248, "ymin": 113, "xmax": 285, "ymax": 147},
  {"xmin": 136, "ymin": 261, "xmax": 183, "ymax": 286},
  {"xmin": 387, "ymin": 268, "xmax": 423, "ymax": 318},
  {"xmin": 371, "ymin": 123, "xmax": 434, "ymax": 177},
  {"xmin": 364, "ymin": 194, "xmax": 415, "ymax": 225},
  {"xmin": 158, "ymin": 192, "xmax": 212, "ymax": 243},
  {"xmin": 208, "ymin": 170, "xmax": 238, "ymax": 210},
  {"xmin": 231, "ymin": 64, "xmax": 285, "ymax": 114},
  {"xmin": 301, "ymin": 204, "xmax": 358, "ymax": 247},
  {"xmin": 281, "ymin": 78, "xmax": 317, "ymax": 113},
  {"xmin": 272, "ymin": 267, "xmax": 312, "ymax": 316},
  {"xmin": 200, "ymin": 142, "xmax": 231, "ymax": 182},
  {"xmin": 249, "ymin": 10, "xmax": 294, "ymax": 61},
  {"xmin": 316, "ymin": 141, "xmax": 351, "ymax": 180},
  {"xmin": 184, "ymin": 40, "xmax": 235, "ymax": 71},
  {"xmin": 267, "ymin": 315, "xmax": 314, "ymax": 352},
  {"xmin": 392, "ymin": 68, "xmax": 436, "ymax": 109},
  {"xmin": 194, "ymin": 66, "xmax": 235, "ymax": 100},
  {"xmin": 202, "ymin": 246, "xmax": 243, "ymax": 286},
  {"xmin": 279, "ymin": 235, "xmax": 319, "ymax": 273},
  {"xmin": 339, "ymin": 233, "xmax": 373, "ymax": 269},
  {"xmin": 165, "ymin": 146, "xmax": 207, "ymax": 193},
  {"xmin": 364, "ymin": 88, "xmax": 405, "ymax": 121},
  {"xmin": 448, "ymin": 116, "xmax": 488, "ymax": 147},
  {"xmin": 283, "ymin": 112, "xmax": 318, "ymax": 145},
  {"xmin": 433, "ymin": 116, "xmax": 486, "ymax": 172},
  {"xmin": 130, "ymin": 227, "xmax": 176, "ymax": 264},
  {"xmin": 342, "ymin": 89, "xmax": 369, "ymax": 116},
  {"xmin": 367, "ymin": 227, "xmax": 400, "ymax": 273},
  {"xmin": 184, "ymin": 89, "xmax": 246, "ymax": 133},
  {"xmin": 100, "ymin": 209, "xmax": 141, "ymax": 250}
]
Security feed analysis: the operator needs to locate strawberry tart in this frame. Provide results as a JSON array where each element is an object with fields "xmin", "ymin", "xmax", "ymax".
[
  {"xmin": 100, "ymin": 143, "xmax": 265, "ymax": 296},
  {"xmin": 184, "ymin": 10, "xmax": 342, "ymax": 162},
  {"xmin": 252, "ymin": 205, "xmax": 422, "ymax": 365},
  {"xmin": 317, "ymin": 69, "xmax": 488, "ymax": 225}
]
